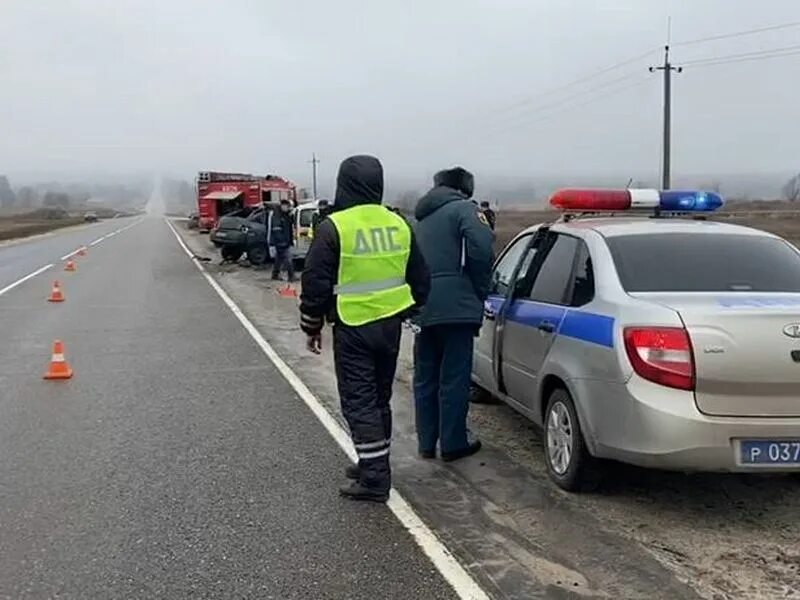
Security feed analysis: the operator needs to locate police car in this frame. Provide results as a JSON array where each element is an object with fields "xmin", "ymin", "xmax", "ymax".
[{"xmin": 472, "ymin": 188, "xmax": 800, "ymax": 491}]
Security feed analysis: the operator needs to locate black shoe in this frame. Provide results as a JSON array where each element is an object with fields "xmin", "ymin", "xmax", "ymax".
[
  {"xmin": 420, "ymin": 449, "xmax": 436, "ymax": 459},
  {"xmin": 345, "ymin": 464, "xmax": 360, "ymax": 480},
  {"xmin": 271, "ymin": 275, "xmax": 280, "ymax": 281},
  {"xmin": 441, "ymin": 440, "xmax": 482, "ymax": 463},
  {"xmin": 339, "ymin": 482, "xmax": 389, "ymax": 503}
]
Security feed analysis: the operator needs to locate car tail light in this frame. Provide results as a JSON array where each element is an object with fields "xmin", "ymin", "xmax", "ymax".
[{"xmin": 623, "ymin": 327, "xmax": 695, "ymax": 391}]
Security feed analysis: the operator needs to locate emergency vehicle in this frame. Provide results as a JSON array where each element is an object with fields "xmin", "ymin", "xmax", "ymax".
[
  {"xmin": 196, "ymin": 171, "xmax": 297, "ymax": 232},
  {"xmin": 474, "ymin": 189, "xmax": 800, "ymax": 491}
]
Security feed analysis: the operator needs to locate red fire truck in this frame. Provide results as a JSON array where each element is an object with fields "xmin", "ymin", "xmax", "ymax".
[{"xmin": 196, "ymin": 171, "xmax": 297, "ymax": 231}]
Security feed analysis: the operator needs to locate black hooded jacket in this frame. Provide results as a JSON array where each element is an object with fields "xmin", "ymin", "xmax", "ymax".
[{"xmin": 300, "ymin": 155, "xmax": 430, "ymax": 335}]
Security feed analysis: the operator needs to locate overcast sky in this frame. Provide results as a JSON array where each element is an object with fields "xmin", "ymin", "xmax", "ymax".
[{"xmin": 1, "ymin": 0, "xmax": 799, "ymax": 192}]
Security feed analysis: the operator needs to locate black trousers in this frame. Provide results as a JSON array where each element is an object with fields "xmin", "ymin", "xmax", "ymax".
[
  {"xmin": 271, "ymin": 246, "xmax": 295, "ymax": 281},
  {"xmin": 333, "ymin": 316, "xmax": 402, "ymax": 491}
]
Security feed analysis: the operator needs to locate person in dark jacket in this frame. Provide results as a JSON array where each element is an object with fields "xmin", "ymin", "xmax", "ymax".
[
  {"xmin": 310, "ymin": 198, "xmax": 332, "ymax": 237},
  {"xmin": 413, "ymin": 167, "xmax": 494, "ymax": 462},
  {"xmin": 269, "ymin": 199, "xmax": 296, "ymax": 281},
  {"xmin": 479, "ymin": 200, "xmax": 497, "ymax": 231},
  {"xmin": 300, "ymin": 155, "xmax": 430, "ymax": 502}
]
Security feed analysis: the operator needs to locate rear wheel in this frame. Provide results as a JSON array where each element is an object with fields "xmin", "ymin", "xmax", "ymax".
[
  {"xmin": 221, "ymin": 246, "xmax": 244, "ymax": 262},
  {"xmin": 543, "ymin": 388, "xmax": 601, "ymax": 492},
  {"xmin": 247, "ymin": 245, "xmax": 268, "ymax": 266}
]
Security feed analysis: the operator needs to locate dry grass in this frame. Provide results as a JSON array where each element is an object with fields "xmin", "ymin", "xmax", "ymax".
[{"xmin": 0, "ymin": 215, "xmax": 85, "ymax": 242}]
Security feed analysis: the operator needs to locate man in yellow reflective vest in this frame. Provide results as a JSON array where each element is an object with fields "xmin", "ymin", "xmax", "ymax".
[{"xmin": 300, "ymin": 155, "xmax": 430, "ymax": 502}]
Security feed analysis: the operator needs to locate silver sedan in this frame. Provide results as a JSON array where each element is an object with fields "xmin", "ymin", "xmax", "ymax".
[{"xmin": 473, "ymin": 215, "xmax": 800, "ymax": 491}]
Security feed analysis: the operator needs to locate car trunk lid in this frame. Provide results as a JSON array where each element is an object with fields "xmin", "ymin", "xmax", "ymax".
[{"xmin": 632, "ymin": 293, "xmax": 800, "ymax": 417}]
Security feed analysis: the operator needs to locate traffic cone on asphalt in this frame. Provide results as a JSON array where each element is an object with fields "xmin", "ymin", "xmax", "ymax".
[
  {"xmin": 47, "ymin": 280, "xmax": 65, "ymax": 303},
  {"xmin": 278, "ymin": 283, "xmax": 297, "ymax": 298},
  {"xmin": 64, "ymin": 259, "xmax": 77, "ymax": 272},
  {"xmin": 43, "ymin": 340, "xmax": 73, "ymax": 380},
  {"xmin": 77, "ymin": 246, "xmax": 87, "ymax": 257}
]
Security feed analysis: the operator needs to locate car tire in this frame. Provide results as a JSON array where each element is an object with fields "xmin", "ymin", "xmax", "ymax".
[
  {"xmin": 221, "ymin": 246, "xmax": 244, "ymax": 262},
  {"xmin": 543, "ymin": 388, "xmax": 601, "ymax": 492},
  {"xmin": 247, "ymin": 245, "xmax": 268, "ymax": 266}
]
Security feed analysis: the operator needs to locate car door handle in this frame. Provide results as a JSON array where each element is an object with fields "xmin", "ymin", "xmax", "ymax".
[{"xmin": 537, "ymin": 320, "xmax": 556, "ymax": 333}]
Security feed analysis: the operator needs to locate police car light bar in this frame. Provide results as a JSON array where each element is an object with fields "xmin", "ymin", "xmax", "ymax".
[{"xmin": 549, "ymin": 188, "xmax": 724, "ymax": 212}]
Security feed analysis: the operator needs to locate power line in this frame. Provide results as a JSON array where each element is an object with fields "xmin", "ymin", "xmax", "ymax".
[
  {"xmin": 681, "ymin": 43, "xmax": 800, "ymax": 65},
  {"xmin": 673, "ymin": 20, "xmax": 800, "ymax": 46},
  {"xmin": 485, "ymin": 77, "xmax": 651, "ymax": 139},
  {"xmin": 487, "ymin": 71, "xmax": 644, "ymax": 127},
  {"xmin": 486, "ymin": 47, "xmax": 659, "ymax": 118},
  {"xmin": 686, "ymin": 48, "xmax": 800, "ymax": 69}
]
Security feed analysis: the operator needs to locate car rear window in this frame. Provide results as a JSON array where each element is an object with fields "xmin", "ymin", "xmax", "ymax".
[{"xmin": 606, "ymin": 233, "xmax": 800, "ymax": 292}]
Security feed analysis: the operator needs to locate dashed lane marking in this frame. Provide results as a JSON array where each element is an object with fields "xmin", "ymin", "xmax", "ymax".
[
  {"xmin": 0, "ymin": 218, "xmax": 145, "ymax": 299},
  {"xmin": 0, "ymin": 264, "xmax": 54, "ymax": 298},
  {"xmin": 165, "ymin": 218, "xmax": 490, "ymax": 600}
]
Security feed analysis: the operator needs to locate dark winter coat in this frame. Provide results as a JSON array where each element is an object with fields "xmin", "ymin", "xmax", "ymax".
[
  {"xmin": 269, "ymin": 210, "xmax": 294, "ymax": 249},
  {"xmin": 413, "ymin": 170, "xmax": 494, "ymax": 328},
  {"xmin": 299, "ymin": 155, "xmax": 430, "ymax": 335}
]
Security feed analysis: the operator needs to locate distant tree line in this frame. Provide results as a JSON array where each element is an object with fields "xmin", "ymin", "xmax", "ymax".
[{"xmin": 0, "ymin": 175, "xmax": 150, "ymax": 211}]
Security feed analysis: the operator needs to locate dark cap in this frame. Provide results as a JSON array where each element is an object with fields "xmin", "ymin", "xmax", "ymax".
[{"xmin": 433, "ymin": 167, "xmax": 474, "ymax": 198}]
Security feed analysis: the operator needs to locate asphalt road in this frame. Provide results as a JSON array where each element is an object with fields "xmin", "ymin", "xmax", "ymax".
[
  {"xmin": 0, "ymin": 217, "xmax": 458, "ymax": 599},
  {"xmin": 0, "ymin": 219, "xmax": 136, "ymax": 294}
]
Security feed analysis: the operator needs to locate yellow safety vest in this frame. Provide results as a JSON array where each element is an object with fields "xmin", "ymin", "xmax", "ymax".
[{"xmin": 328, "ymin": 204, "xmax": 415, "ymax": 326}]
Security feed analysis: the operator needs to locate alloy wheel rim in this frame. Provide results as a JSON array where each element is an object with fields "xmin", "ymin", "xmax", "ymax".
[{"xmin": 547, "ymin": 401, "xmax": 573, "ymax": 475}]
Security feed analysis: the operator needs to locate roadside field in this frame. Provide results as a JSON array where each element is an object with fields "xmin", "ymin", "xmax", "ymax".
[{"xmin": 0, "ymin": 214, "xmax": 86, "ymax": 242}]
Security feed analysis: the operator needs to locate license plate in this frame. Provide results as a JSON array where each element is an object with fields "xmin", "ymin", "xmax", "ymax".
[
  {"xmin": 216, "ymin": 232, "xmax": 227, "ymax": 237},
  {"xmin": 739, "ymin": 440, "xmax": 800, "ymax": 465}
]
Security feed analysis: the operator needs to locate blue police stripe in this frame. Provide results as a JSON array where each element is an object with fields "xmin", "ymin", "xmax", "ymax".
[
  {"xmin": 487, "ymin": 295, "xmax": 614, "ymax": 348},
  {"xmin": 507, "ymin": 300, "xmax": 566, "ymax": 329},
  {"xmin": 559, "ymin": 309, "xmax": 615, "ymax": 348}
]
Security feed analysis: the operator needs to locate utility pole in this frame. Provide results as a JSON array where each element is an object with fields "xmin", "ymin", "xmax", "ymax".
[
  {"xmin": 649, "ymin": 46, "xmax": 682, "ymax": 189},
  {"xmin": 309, "ymin": 153, "xmax": 320, "ymax": 200}
]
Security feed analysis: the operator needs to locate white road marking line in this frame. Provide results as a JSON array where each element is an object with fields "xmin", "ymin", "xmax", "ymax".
[
  {"xmin": 58, "ymin": 219, "xmax": 143, "ymax": 259},
  {"xmin": 165, "ymin": 218, "xmax": 489, "ymax": 600},
  {"xmin": 83, "ymin": 218, "xmax": 143, "ymax": 249},
  {"xmin": 0, "ymin": 263, "xmax": 54, "ymax": 298},
  {"xmin": 0, "ymin": 219, "xmax": 145, "ymax": 300}
]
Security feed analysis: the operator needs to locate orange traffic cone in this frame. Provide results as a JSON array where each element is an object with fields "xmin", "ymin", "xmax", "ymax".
[
  {"xmin": 47, "ymin": 280, "xmax": 65, "ymax": 303},
  {"xmin": 64, "ymin": 260, "xmax": 77, "ymax": 272},
  {"xmin": 77, "ymin": 246, "xmax": 87, "ymax": 257},
  {"xmin": 44, "ymin": 340, "xmax": 73, "ymax": 380},
  {"xmin": 278, "ymin": 283, "xmax": 297, "ymax": 298}
]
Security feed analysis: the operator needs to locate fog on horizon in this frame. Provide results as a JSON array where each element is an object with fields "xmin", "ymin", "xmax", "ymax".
[{"xmin": 2, "ymin": 0, "xmax": 799, "ymax": 196}]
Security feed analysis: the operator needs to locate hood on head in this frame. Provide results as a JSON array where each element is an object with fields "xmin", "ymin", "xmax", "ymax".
[
  {"xmin": 333, "ymin": 155, "xmax": 383, "ymax": 211},
  {"xmin": 433, "ymin": 167, "xmax": 474, "ymax": 198}
]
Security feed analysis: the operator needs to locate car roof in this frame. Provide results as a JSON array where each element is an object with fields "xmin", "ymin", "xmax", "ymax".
[{"xmin": 522, "ymin": 216, "xmax": 778, "ymax": 239}]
